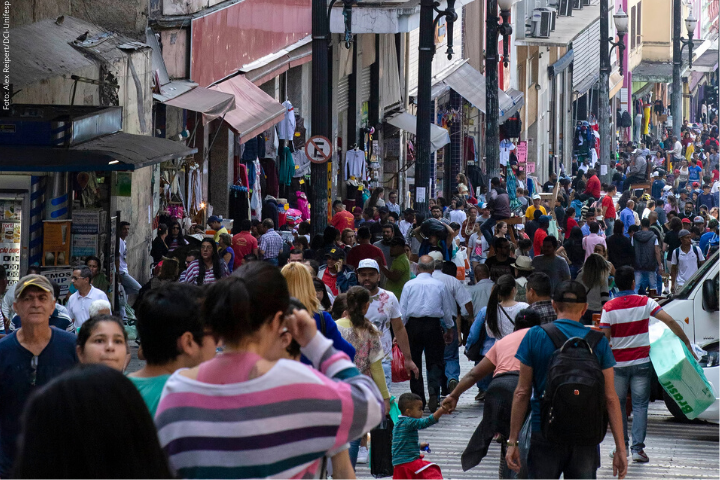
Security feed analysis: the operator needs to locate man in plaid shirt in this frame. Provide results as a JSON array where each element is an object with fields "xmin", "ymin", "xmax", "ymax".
[
  {"xmin": 258, "ymin": 219, "xmax": 283, "ymax": 266},
  {"xmin": 525, "ymin": 272, "xmax": 557, "ymax": 324}
]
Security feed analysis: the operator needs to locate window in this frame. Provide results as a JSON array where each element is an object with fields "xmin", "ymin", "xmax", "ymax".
[
  {"xmin": 630, "ymin": 6, "xmax": 636, "ymax": 50},
  {"xmin": 636, "ymin": 2, "xmax": 642, "ymax": 49}
]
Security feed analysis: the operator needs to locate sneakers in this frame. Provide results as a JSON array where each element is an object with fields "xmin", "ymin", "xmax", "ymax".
[
  {"xmin": 632, "ymin": 450, "xmax": 650, "ymax": 463},
  {"xmin": 475, "ymin": 390, "xmax": 486, "ymax": 402},
  {"xmin": 428, "ymin": 395, "xmax": 439, "ymax": 413},
  {"xmin": 448, "ymin": 379, "xmax": 459, "ymax": 394},
  {"xmin": 356, "ymin": 446, "xmax": 369, "ymax": 464}
]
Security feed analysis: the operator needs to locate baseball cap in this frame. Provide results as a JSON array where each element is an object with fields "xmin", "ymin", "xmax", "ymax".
[
  {"xmin": 681, "ymin": 217, "xmax": 692, "ymax": 224},
  {"xmin": 552, "ymin": 281, "xmax": 588, "ymax": 304},
  {"xmin": 693, "ymin": 182, "xmax": 700, "ymax": 187},
  {"xmin": 539, "ymin": 215, "xmax": 551, "ymax": 224},
  {"xmin": 427, "ymin": 251, "xmax": 444, "ymax": 262},
  {"xmin": 207, "ymin": 215, "xmax": 221, "ymax": 224},
  {"xmin": 652, "ymin": 171, "xmax": 661, "ymax": 177},
  {"xmin": 663, "ymin": 185, "xmax": 672, "ymax": 191},
  {"xmin": 14, "ymin": 274, "xmax": 54, "ymax": 301},
  {"xmin": 532, "ymin": 193, "xmax": 541, "ymax": 200},
  {"xmin": 352, "ymin": 206, "xmax": 363, "ymax": 214},
  {"xmin": 694, "ymin": 216, "xmax": 705, "ymax": 223},
  {"xmin": 678, "ymin": 229, "xmax": 692, "ymax": 238},
  {"xmin": 325, "ymin": 248, "xmax": 346, "ymax": 260},
  {"xmin": 357, "ymin": 259, "xmax": 380, "ymax": 272}
]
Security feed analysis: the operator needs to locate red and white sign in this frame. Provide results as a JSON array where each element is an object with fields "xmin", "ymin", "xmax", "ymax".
[{"xmin": 305, "ymin": 135, "xmax": 333, "ymax": 164}]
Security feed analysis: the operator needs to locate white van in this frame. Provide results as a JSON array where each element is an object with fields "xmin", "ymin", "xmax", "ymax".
[{"xmin": 655, "ymin": 250, "xmax": 719, "ymax": 423}]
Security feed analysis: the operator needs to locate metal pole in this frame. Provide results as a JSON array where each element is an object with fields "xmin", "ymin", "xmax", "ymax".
[
  {"xmin": 485, "ymin": 0, "xmax": 500, "ymax": 183},
  {"xmin": 414, "ymin": 0, "xmax": 435, "ymax": 215},
  {"xmin": 311, "ymin": 0, "xmax": 330, "ymax": 237},
  {"xmin": 672, "ymin": 0, "xmax": 682, "ymax": 140},
  {"xmin": 599, "ymin": 0, "xmax": 612, "ymax": 184}
]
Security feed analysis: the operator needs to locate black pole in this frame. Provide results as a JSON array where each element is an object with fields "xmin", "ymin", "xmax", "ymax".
[
  {"xmin": 414, "ymin": 0, "xmax": 435, "ymax": 215},
  {"xmin": 311, "ymin": 0, "xmax": 330, "ymax": 237},
  {"xmin": 485, "ymin": 0, "xmax": 500, "ymax": 184},
  {"xmin": 672, "ymin": 0, "xmax": 682, "ymax": 140},
  {"xmin": 599, "ymin": 0, "xmax": 611, "ymax": 184}
]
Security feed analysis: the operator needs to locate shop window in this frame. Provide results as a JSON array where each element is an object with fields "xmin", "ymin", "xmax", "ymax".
[
  {"xmin": 636, "ymin": 2, "xmax": 642, "ymax": 49},
  {"xmin": 630, "ymin": 6, "xmax": 636, "ymax": 50}
]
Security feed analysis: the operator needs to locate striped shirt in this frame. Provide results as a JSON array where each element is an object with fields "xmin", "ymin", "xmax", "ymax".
[
  {"xmin": 155, "ymin": 333, "xmax": 384, "ymax": 479},
  {"xmin": 178, "ymin": 259, "xmax": 229, "ymax": 285},
  {"xmin": 392, "ymin": 415, "xmax": 438, "ymax": 466},
  {"xmin": 599, "ymin": 291, "xmax": 662, "ymax": 367}
]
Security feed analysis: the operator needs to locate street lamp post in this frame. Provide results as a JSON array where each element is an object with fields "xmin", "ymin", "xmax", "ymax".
[
  {"xmin": 414, "ymin": 0, "xmax": 458, "ymax": 215},
  {"xmin": 672, "ymin": 0, "xmax": 696, "ymax": 139},
  {"xmin": 485, "ymin": 0, "xmax": 514, "ymax": 184},
  {"xmin": 598, "ymin": 3, "xmax": 628, "ymax": 184}
]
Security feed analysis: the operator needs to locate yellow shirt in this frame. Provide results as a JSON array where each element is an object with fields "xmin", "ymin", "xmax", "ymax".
[
  {"xmin": 213, "ymin": 226, "xmax": 229, "ymax": 243},
  {"xmin": 525, "ymin": 205, "xmax": 547, "ymax": 220}
]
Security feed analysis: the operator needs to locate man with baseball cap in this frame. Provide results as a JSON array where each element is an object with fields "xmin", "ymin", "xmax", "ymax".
[
  {"xmin": 317, "ymin": 247, "xmax": 357, "ymax": 296},
  {"xmin": 207, "ymin": 215, "xmax": 227, "ymax": 243},
  {"xmin": 670, "ymin": 229, "xmax": 706, "ymax": 293},
  {"xmin": 357, "ymin": 259, "xmax": 418, "ymax": 387},
  {"xmin": 378, "ymin": 237, "xmax": 412, "ymax": 300},
  {"xmin": 0, "ymin": 275, "xmax": 78, "ymax": 476},
  {"xmin": 525, "ymin": 194, "xmax": 547, "ymax": 221}
]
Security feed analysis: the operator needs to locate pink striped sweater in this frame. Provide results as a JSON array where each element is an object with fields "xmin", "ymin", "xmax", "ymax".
[{"xmin": 155, "ymin": 333, "xmax": 384, "ymax": 479}]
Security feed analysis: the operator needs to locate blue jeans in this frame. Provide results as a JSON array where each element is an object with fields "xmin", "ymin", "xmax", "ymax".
[
  {"xmin": 480, "ymin": 216, "xmax": 498, "ymax": 244},
  {"xmin": 382, "ymin": 355, "xmax": 392, "ymax": 390},
  {"xmin": 119, "ymin": 271, "xmax": 142, "ymax": 295},
  {"xmin": 444, "ymin": 320, "xmax": 460, "ymax": 385},
  {"xmin": 634, "ymin": 270, "xmax": 657, "ymax": 293},
  {"xmin": 264, "ymin": 258, "xmax": 279, "ymax": 266},
  {"xmin": 349, "ymin": 438, "xmax": 361, "ymax": 469},
  {"xmin": 605, "ymin": 218, "xmax": 615, "ymax": 236},
  {"xmin": 614, "ymin": 362, "xmax": 652, "ymax": 453}
]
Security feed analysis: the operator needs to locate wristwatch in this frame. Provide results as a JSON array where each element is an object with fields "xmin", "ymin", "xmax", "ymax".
[{"xmin": 505, "ymin": 440, "xmax": 519, "ymax": 447}]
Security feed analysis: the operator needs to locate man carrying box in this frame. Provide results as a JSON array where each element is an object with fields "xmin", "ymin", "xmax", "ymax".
[{"xmin": 599, "ymin": 266, "xmax": 695, "ymax": 463}]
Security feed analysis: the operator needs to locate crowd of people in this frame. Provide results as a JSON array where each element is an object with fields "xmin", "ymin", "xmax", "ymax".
[{"xmin": 0, "ymin": 121, "xmax": 717, "ymax": 479}]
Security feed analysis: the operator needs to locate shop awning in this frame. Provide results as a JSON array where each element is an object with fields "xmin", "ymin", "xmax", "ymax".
[
  {"xmin": 500, "ymin": 88, "xmax": 525, "ymax": 123},
  {"xmin": 210, "ymin": 75, "xmax": 286, "ymax": 144},
  {"xmin": 574, "ymin": 73, "xmax": 599, "ymax": 97},
  {"xmin": 609, "ymin": 71, "xmax": 623, "ymax": 99},
  {"xmin": 692, "ymin": 49, "xmax": 719, "ymax": 73},
  {"xmin": 633, "ymin": 50, "xmax": 691, "ymax": 83},
  {"xmin": 164, "ymin": 87, "xmax": 237, "ymax": 125},
  {"xmin": 242, "ymin": 36, "xmax": 313, "ymax": 86},
  {"xmin": 386, "ymin": 113, "xmax": 450, "ymax": 152},
  {"xmin": 0, "ymin": 133, "xmax": 197, "ymax": 172}
]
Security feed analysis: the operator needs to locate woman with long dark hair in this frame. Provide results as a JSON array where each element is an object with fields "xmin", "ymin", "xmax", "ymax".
[
  {"xmin": 165, "ymin": 219, "xmax": 188, "ymax": 252},
  {"xmin": 335, "ymin": 286, "xmax": 390, "ymax": 469},
  {"xmin": 607, "ymin": 218, "xmax": 636, "ymax": 270},
  {"xmin": 484, "ymin": 274, "xmax": 528, "ymax": 340},
  {"xmin": 154, "ymin": 263, "xmax": 384, "ymax": 479},
  {"xmin": 312, "ymin": 277, "xmax": 333, "ymax": 310},
  {"xmin": 13, "ymin": 365, "xmax": 173, "ymax": 478},
  {"xmin": 364, "ymin": 186, "xmax": 385, "ymax": 210},
  {"xmin": 578, "ymin": 253, "xmax": 612, "ymax": 325},
  {"xmin": 179, "ymin": 238, "xmax": 229, "ymax": 285},
  {"xmin": 559, "ymin": 226, "xmax": 585, "ymax": 279}
]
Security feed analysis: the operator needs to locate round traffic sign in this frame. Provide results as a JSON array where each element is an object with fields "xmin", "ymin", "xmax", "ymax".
[{"xmin": 305, "ymin": 135, "xmax": 333, "ymax": 164}]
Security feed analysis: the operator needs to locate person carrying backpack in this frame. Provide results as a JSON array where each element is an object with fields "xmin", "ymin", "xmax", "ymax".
[
  {"xmin": 505, "ymin": 281, "xmax": 627, "ymax": 479},
  {"xmin": 599, "ymin": 266, "xmax": 695, "ymax": 464},
  {"xmin": 670, "ymin": 229, "xmax": 706, "ymax": 293}
]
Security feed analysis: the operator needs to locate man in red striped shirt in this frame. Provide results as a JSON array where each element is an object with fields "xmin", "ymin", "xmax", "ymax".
[{"xmin": 599, "ymin": 266, "xmax": 693, "ymax": 464}]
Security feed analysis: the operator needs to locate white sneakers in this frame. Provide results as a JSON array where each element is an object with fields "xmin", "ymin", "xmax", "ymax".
[{"xmin": 356, "ymin": 446, "xmax": 369, "ymax": 464}]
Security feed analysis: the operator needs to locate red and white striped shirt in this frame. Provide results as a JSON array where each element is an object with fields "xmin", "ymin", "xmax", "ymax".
[{"xmin": 599, "ymin": 293, "xmax": 662, "ymax": 367}]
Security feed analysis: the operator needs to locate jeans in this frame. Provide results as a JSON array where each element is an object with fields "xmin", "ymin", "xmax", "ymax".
[
  {"xmin": 406, "ymin": 317, "xmax": 446, "ymax": 407},
  {"xmin": 614, "ymin": 362, "xmax": 652, "ymax": 454},
  {"xmin": 528, "ymin": 431, "xmax": 599, "ymax": 479},
  {"xmin": 119, "ymin": 271, "xmax": 142, "ymax": 296},
  {"xmin": 264, "ymin": 257, "xmax": 279, "ymax": 266},
  {"xmin": 444, "ymin": 320, "xmax": 460, "ymax": 385},
  {"xmin": 605, "ymin": 218, "xmax": 615, "ymax": 236},
  {"xmin": 382, "ymin": 355, "xmax": 392, "ymax": 390},
  {"xmin": 349, "ymin": 438, "xmax": 361, "ymax": 469},
  {"xmin": 634, "ymin": 270, "xmax": 657, "ymax": 293},
  {"xmin": 480, "ymin": 216, "xmax": 498, "ymax": 245}
]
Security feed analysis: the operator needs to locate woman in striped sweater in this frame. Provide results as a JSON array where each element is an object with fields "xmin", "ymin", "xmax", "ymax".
[{"xmin": 155, "ymin": 262, "xmax": 384, "ymax": 479}]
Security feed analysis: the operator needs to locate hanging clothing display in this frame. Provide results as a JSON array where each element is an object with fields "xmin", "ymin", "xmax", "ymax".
[
  {"xmin": 345, "ymin": 149, "xmax": 366, "ymax": 180},
  {"xmin": 278, "ymin": 101, "xmax": 296, "ymax": 140},
  {"xmin": 499, "ymin": 139, "xmax": 515, "ymax": 166},
  {"xmin": 503, "ymin": 115, "xmax": 522, "ymax": 139},
  {"xmin": 292, "ymin": 150, "xmax": 311, "ymax": 178},
  {"xmin": 278, "ymin": 146, "xmax": 295, "ymax": 187},
  {"xmin": 573, "ymin": 122, "xmax": 596, "ymax": 161},
  {"xmin": 464, "ymin": 136, "xmax": 477, "ymax": 162},
  {"xmin": 229, "ymin": 186, "xmax": 250, "ymax": 223},
  {"xmin": 265, "ymin": 126, "xmax": 279, "ymax": 159},
  {"xmin": 262, "ymin": 196, "xmax": 279, "ymax": 227},
  {"xmin": 293, "ymin": 116, "xmax": 307, "ymax": 151},
  {"xmin": 295, "ymin": 191, "xmax": 310, "ymax": 221},
  {"xmin": 259, "ymin": 158, "xmax": 279, "ymax": 198}
]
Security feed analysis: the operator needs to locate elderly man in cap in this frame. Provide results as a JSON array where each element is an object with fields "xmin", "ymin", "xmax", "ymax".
[
  {"xmin": 670, "ymin": 229, "xmax": 706, "ymax": 293},
  {"xmin": 317, "ymin": 247, "xmax": 357, "ymax": 296},
  {"xmin": 207, "ymin": 215, "xmax": 227, "ymax": 243},
  {"xmin": 357, "ymin": 258, "xmax": 418, "ymax": 388},
  {"xmin": 0, "ymin": 275, "xmax": 78, "ymax": 476},
  {"xmin": 399, "ymin": 255, "xmax": 455, "ymax": 412}
]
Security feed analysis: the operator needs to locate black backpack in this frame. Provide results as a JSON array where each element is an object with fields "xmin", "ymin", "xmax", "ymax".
[{"xmin": 539, "ymin": 323, "xmax": 608, "ymax": 446}]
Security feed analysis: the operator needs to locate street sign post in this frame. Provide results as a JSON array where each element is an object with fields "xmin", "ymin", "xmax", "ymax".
[{"xmin": 305, "ymin": 135, "xmax": 333, "ymax": 164}]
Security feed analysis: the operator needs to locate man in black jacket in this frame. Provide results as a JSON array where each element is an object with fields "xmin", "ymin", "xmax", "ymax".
[{"xmin": 631, "ymin": 219, "xmax": 663, "ymax": 296}]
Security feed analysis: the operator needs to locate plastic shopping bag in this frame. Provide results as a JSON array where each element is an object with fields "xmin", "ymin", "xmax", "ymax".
[
  {"xmin": 369, "ymin": 417, "xmax": 394, "ymax": 478},
  {"xmin": 392, "ymin": 343, "xmax": 410, "ymax": 383},
  {"xmin": 649, "ymin": 328, "xmax": 716, "ymax": 419}
]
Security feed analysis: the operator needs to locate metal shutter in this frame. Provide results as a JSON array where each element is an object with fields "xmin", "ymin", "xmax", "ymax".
[
  {"xmin": 360, "ymin": 65, "xmax": 372, "ymax": 103},
  {"xmin": 337, "ymin": 76, "xmax": 349, "ymax": 112},
  {"xmin": 572, "ymin": 19, "xmax": 601, "ymax": 93}
]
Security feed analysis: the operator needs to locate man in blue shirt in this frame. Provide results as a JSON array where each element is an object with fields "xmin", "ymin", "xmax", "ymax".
[
  {"xmin": 620, "ymin": 199, "xmax": 636, "ymax": 237},
  {"xmin": 699, "ymin": 219, "xmax": 719, "ymax": 255},
  {"xmin": 697, "ymin": 183, "xmax": 717, "ymax": 210},
  {"xmin": 651, "ymin": 172, "xmax": 665, "ymax": 200},
  {"xmin": 0, "ymin": 275, "xmax": 78, "ymax": 476},
  {"xmin": 505, "ymin": 281, "xmax": 627, "ymax": 479},
  {"xmin": 687, "ymin": 159, "xmax": 703, "ymax": 184}
]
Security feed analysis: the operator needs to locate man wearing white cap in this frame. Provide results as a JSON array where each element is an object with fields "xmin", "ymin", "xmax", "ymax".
[
  {"xmin": 356, "ymin": 259, "xmax": 418, "ymax": 387},
  {"xmin": 399, "ymin": 255, "xmax": 455, "ymax": 412},
  {"xmin": 525, "ymin": 194, "xmax": 546, "ymax": 221}
]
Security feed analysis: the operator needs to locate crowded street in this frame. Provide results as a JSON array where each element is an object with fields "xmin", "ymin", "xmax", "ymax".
[{"xmin": 2, "ymin": 0, "xmax": 720, "ymax": 479}]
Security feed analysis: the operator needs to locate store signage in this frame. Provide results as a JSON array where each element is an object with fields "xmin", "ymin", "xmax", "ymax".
[
  {"xmin": 305, "ymin": 135, "xmax": 333, "ymax": 164},
  {"xmin": 516, "ymin": 141, "xmax": 527, "ymax": 163},
  {"xmin": 42, "ymin": 268, "xmax": 73, "ymax": 299}
]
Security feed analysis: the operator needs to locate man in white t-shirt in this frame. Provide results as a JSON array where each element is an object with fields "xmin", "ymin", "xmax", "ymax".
[
  {"xmin": 356, "ymin": 259, "xmax": 418, "ymax": 386},
  {"xmin": 670, "ymin": 229, "xmax": 706, "ymax": 293},
  {"xmin": 66, "ymin": 266, "xmax": 110, "ymax": 330}
]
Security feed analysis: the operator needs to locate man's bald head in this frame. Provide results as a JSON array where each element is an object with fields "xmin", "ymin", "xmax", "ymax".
[{"xmin": 418, "ymin": 255, "xmax": 435, "ymax": 273}]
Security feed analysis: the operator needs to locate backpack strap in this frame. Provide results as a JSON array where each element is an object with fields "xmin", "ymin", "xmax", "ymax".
[
  {"xmin": 584, "ymin": 329, "xmax": 606, "ymax": 353},
  {"xmin": 540, "ymin": 323, "xmax": 567, "ymax": 350}
]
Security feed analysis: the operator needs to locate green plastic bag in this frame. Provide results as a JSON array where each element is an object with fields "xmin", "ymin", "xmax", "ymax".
[
  {"xmin": 649, "ymin": 328, "xmax": 715, "ymax": 419},
  {"xmin": 388, "ymin": 395, "xmax": 400, "ymax": 424}
]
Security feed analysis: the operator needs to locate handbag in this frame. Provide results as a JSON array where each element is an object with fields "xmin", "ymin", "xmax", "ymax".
[{"xmin": 369, "ymin": 417, "xmax": 395, "ymax": 478}]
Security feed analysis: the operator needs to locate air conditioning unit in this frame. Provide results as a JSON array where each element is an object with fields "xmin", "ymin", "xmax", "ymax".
[
  {"xmin": 539, "ymin": 7, "xmax": 557, "ymax": 31},
  {"xmin": 532, "ymin": 9, "xmax": 552, "ymax": 38},
  {"xmin": 558, "ymin": 0, "xmax": 573, "ymax": 16},
  {"xmin": 573, "ymin": 0, "xmax": 584, "ymax": 9}
]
